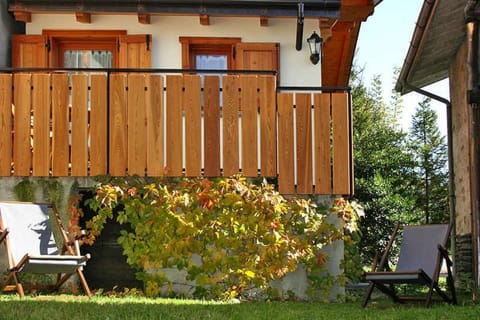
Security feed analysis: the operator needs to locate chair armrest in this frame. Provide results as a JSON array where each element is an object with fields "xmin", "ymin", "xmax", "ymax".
[
  {"xmin": 0, "ymin": 228, "xmax": 9, "ymax": 243},
  {"xmin": 438, "ymin": 244, "xmax": 453, "ymax": 267},
  {"xmin": 62, "ymin": 230, "xmax": 88, "ymax": 256}
]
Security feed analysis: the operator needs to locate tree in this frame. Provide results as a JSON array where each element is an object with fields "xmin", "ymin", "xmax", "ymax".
[
  {"xmin": 408, "ymin": 97, "xmax": 449, "ymax": 224},
  {"xmin": 350, "ymin": 65, "xmax": 418, "ymax": 264}
]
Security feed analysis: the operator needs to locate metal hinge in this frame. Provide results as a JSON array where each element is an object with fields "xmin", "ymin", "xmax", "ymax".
[
  {"xmin": 232, "ymin": 46, "xmax": 236, "ymax": 59},
  {"xmin": 45, "ymin": 39, "xmax": 51, "ymax": 52},
  {"xmin": 146, "ymin": 35, "xmax": 151, "ymax": 51}
]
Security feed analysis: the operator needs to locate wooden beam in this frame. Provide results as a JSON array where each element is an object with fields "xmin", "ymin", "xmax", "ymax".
[
  {"xmin": 260, "ymin": 16, "xmax": 268, "ymax": 27},
  {"xmin": 340, "ymin": 0, "xmax": 374, "ymax": 21},
  {"xmin": 199, "ymin": 14, "xmax": 210, "ymax": 26},
  {"xmin": 13, "ymin": 11, "xmax": 31, "ymax": 23},
  {"xmin": 75, "ymin": 12, "xmax": 91, "ymax": 24},
  {"xmin": 321, "ymin": 21, "xmax": 359, "ymax": 87},
  {"xmin": 138, "ymin": 13, "xmax": 151, "ymax": 24},
  {"xmin": 319, "ymin": 18, "xmax": 337, "ymax": 42}
]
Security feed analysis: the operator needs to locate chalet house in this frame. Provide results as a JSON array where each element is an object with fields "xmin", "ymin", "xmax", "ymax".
[
  {"xmin": 0, "ymin": 0, "xmax": 380, "ymax": 295},
  {"xmin": 396, "ymin": 0, "xmax": 480, "ymax": 292}
]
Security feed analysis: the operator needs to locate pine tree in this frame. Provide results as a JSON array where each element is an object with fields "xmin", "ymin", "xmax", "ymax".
[
  {"xmin": 408, "ymin": 97, "xmax": 449, "ymax": 224},
  {"xmin": 350, "ymin": 65, "xmax": 417, "ymax": 264}
]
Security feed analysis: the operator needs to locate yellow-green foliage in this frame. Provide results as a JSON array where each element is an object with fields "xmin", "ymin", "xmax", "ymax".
[{"xmin": 71, "ymin": 176, "xmax": 361, "ymax": 300}]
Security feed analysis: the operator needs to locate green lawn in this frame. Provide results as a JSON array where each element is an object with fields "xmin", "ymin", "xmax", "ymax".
[{"xmin": 0, "ymin": 295, "xmax": 477, "ymax": 320}]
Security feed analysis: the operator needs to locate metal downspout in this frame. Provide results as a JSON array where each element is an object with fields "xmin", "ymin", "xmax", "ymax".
[
  {"xmin": 403, "ymin": 81, "xmax": 457, "ymax": 285},
  {"xmin": 295, "ymin": 2, "xmax": 304, "ymax": 51}
]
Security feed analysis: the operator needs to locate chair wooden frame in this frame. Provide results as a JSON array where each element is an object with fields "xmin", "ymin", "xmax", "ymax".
[
  {"xmin": 0, "ymin": 201, "xmax": 92, "ymax": 298},
  {"xmin": 362, "ymin": 223, "xmax": 456, "ymax": 308}
]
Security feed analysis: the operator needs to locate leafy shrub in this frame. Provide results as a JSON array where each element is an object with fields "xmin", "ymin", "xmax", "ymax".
[{"xmin": 69, "ymin": 176, "xmax": 362, "ymax": 300}]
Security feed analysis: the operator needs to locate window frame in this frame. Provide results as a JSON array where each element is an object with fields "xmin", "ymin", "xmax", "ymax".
[
  {"xmin": 179, "ymin": 37, "xmax": 241, "ymax": 70},
  {"xmin": 42, "ymin": 30, "xmax": 127, "ymax": 68}
]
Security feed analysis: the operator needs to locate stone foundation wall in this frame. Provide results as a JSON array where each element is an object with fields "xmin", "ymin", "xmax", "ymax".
[{"xmin": 455, "ymin": 233, "xmax": 474, "ymax": 291}]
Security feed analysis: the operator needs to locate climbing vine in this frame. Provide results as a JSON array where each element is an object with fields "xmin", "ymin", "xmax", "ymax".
[{"xmin": 69, "ymin": 176, "xmax": 363, "ymax": 300}]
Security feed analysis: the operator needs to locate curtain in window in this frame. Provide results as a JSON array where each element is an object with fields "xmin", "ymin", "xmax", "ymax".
[{"xmin": 64, "ymin": 50, "xmax": 113, "ymax": 68}]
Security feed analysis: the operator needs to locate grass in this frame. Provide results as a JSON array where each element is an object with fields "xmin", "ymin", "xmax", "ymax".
[{"xmin": 0, "ymin": 294, "xmax": 477, "ymax": 320}]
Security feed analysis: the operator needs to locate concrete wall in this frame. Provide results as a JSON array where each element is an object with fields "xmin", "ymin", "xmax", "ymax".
[
  {"xmin": 0, "ymin": 0, "xmax": 24, "ymax": 66},
  {"xmin": 26, "ymin": 14, "xmax": 322, "ymax": 86}
]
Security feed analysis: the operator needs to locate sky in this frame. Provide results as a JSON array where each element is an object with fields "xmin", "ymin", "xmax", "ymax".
[{"xmin": 355, "ymin": 0, "xmax": 449, "ymax": 134}]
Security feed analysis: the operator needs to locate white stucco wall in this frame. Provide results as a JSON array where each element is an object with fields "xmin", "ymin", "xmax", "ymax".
[{"xmin": 26, "ymin": 14, "xmax": 322, "ymax": 86}]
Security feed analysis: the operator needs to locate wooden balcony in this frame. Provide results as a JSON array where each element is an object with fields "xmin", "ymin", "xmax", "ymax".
[{"xmin": 0, "ymin": 70, "xmax": 352, "ymax": 195}]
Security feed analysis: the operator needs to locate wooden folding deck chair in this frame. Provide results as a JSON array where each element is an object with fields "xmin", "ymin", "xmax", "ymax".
[
  {"xmin": 0, "ymin": 202, "xmax": 92, "ymax": 297},
  {"xmin": 362, "ymin": 223, "xmax": 456, "ymax": 308}
]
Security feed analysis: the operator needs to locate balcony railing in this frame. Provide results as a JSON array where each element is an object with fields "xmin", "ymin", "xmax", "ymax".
[{"xmin": 0, "ymin": 69, "xmax": 352, "ymax": 195}]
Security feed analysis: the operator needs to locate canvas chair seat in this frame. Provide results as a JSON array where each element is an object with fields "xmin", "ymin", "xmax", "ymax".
[
  {"xmin": 362, "ymin": 223, "xmax": 456, "ymax": 308},
  {"xmin": 364, "ymin": 270, "xmax": 432, "ymax": 283},
  {"xmin": 0, "ymin": 202, "xmax": 92, "ymax": 298},
  {"xmin": 17, "ymin": 254, "xmax": 88, "ymax": 274}
]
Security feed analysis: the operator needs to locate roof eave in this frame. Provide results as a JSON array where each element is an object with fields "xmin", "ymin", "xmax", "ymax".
[{"xmin": 8, "ymin": 0, "xmax": 342, "ymax": 18}]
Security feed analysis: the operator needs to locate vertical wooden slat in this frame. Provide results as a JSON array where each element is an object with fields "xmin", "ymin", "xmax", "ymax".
[
  {"xmin": 109, "ymin": 74, "xmax": 128, "ymax": 176},
  {"xmin": 146, "ymin": 75, "xmax": 164, "ymax": 176},
  {"xmin": 277, "ymin": 93, "xmax": 295, "ymax": 194},
  {"xmin": 127, "ymin": 74, "xmax": 147, "ymax": 176},
  {"xmin": 0, "ymin": 75, "xmax": 12, "ymax": 176},
  {"xmin": 203, "ymin": 76, "xmax": 220, "ymax": 177},
  {"xmin": 222, "ymin": 75, "xmax": 240, "ymax": 177},
  {"xmin": 240, "ymin": 75, "xmax": 258, "ymax": 177},
  {"xmin": 314, "ymin": 93, "xmax": 332, "ymax": 194},
  {"xmin": 332, "ymin": 92, "xmax": 350, "ymax": 195},
  {"xmin": 51, "ymin": 74, "xmax": 70, "ymax": 176},
  {"xmin": 184, "ymin": 75, "xmax": 202, "ymax": 176},
  {"xmin": 32, "ymin": 74, "xmax": 51, "ymax": 176},
  {"xmin": 71, "ymin": 74, "xmax": 88, "ymax": 176},
  {"xmin": 259, "ymin": 75, "xmax": 276, "ymax": 177},
  {"xmin": 295, "ymin": 93, "xmax": 313, "ymax": 194},
  {"xmin": 90, "ymin": 74, "xmax": 108, "ymax": 176},
  {"xmin": 166, "ymin": 75, "xmax": 183, "ymax": 176},
  {"xmin": 13, "ymin": 74, "xmax": 32, "ymax": 176}
]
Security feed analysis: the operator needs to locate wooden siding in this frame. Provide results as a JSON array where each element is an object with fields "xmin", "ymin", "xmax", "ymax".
[{"xmin": 0, "ymin": 72, "xmax": 352, "ymax": 195}]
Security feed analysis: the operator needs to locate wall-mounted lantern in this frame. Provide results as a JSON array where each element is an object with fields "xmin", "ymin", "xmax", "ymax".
[{"xmin": 307, "ymin": 31, "xmax": 323, "ymax": 65}]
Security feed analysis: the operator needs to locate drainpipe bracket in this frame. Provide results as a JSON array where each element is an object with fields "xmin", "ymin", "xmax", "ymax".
[{"xmin": 468, "ymin": 89, "xmax": 480, "ymax": 104}]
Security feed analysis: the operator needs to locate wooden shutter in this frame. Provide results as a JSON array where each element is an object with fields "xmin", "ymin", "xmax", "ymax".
[
  {"xmin": 12, "ymin": 35, "xmax": 48, "ymax": 68},
  {"xmin": 119, "ymin": 35, "xmax": 152, "ymax": 68},
  {"xmin": 235, "ymin": 42, "xmax": 279, "ymax": 79}
]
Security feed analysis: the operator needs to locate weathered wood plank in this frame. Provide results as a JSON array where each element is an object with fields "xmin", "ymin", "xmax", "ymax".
[
  {"xmin": 32, "ymin": 74, "xmax": 50, "ymax": 176},
  {"xmin": 166, "ymin": 75, "xmax": 183, "ymax": 176},
  {"xmin": 314, "ymin": 93, "xmax": 332, "ymax": 194},
  {"xmin": 222, "ymin": 75, "xmax": 240, "ymax": 177},
  {"xmin": 71, "ymin": 74, "xmax": 88, "ymax": 176},
  {"xmin": 332, "ymin": 92, "xmax": 351, "ymax": 195},
  {"xmin": 146, "ymin": 75, "xmax": 164, "ymax": 176},
  {"xmin": 13, "ymin": 74, "xmax": 32, "ymax": 176},
  {"xmin": 0, "ymin": 75, "xmax": 12, "ymax": 176},
  {"xmin": 51, "ymin": 74, "xmax": 70, "ymax": 176},
  {"xmin": 259, "ymin": 75, "xmax": 276, "ymax": 177},
  {"xmin": 90, "ymin": 74, "xmax": 108, "ymax": 176},
  {"xmin": 184, "ymin": 75, "xmax": 202, "ymax": 177},
  {"xmin": 203, "ymin": 76, "xmax": 220, "ymax": 177},
  {"xmin": 109, "ymin": 74, "xmax": 128, "ymax": 176},
  {"xmin": 295, "ymin": 93, "xmax": 313, "ymax": 194},
  {"xmin": 240, "ymin": 75, "xmax": 258, "ymax": 177},
  {"xmin": 277, "ymin": 93, "xmax": 295, "ymax": 194},
  {"xmin": 127, "ymin": 74, "xmax": 147, "ymax": 176}
]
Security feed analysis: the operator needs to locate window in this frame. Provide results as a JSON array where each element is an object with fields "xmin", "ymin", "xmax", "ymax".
[
  {"xmin": 179, "ymin": 37, "xmax": 240, "ymax": 70},
  {"xmin": 179, "ymin": 36, "xmax": 280, "ymax": 80},
  {"xmin": 12, "ymin": 30, "xmax": 151, "ymax": 68}
]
